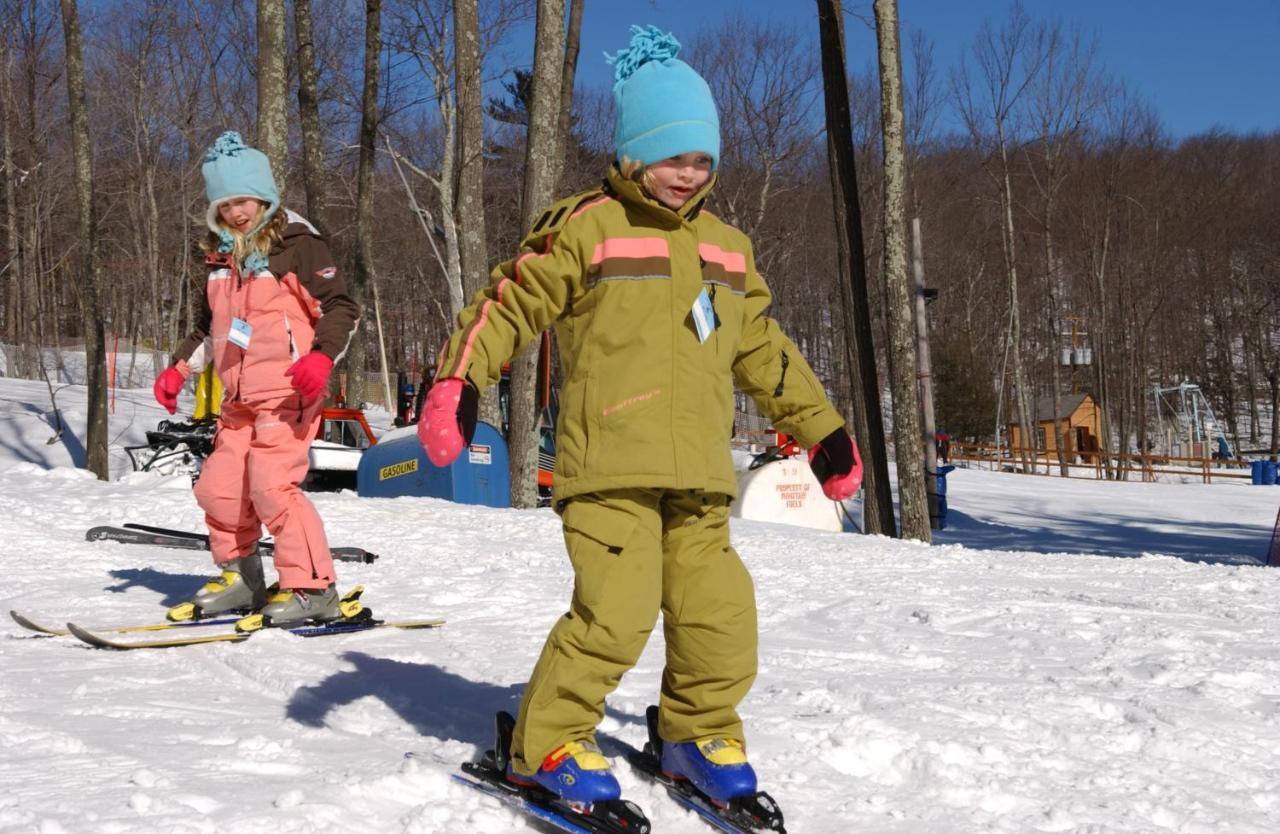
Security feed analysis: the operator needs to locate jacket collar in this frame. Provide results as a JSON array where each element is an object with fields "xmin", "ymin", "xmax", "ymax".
[{"xmin": 605, "ymin": 163, "xmax": 717, "ymax": 225}]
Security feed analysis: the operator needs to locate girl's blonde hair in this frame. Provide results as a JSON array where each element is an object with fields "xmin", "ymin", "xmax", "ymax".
[
  {"xmin": 618, "ymin": 156, "xmax": 657, "ymax": 193},
  {"xmin": 200, "ymin": 203, "xmax": 288, "ymax": 262}
]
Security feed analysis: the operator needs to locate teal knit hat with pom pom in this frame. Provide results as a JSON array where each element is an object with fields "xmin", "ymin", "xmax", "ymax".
[
  {"xmin": 607, "ymin": 25, "xmax": 720, "ymax": 169},
  {"xmin": 201, "ymin": 131, "xmax": 280, "ymax": 260}
]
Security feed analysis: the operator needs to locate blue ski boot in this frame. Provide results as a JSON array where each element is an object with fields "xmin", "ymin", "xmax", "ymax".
[
  {"xmin": 458, "ymin": 713, "xmax": 651, "ymax": 833},
  {"xmin": 660, "ymin": 736, "xmax": 758, "ymax": 805},
  {"xmin": 506, "ymin": 740, "xmax": 622, "ymax": 805}
]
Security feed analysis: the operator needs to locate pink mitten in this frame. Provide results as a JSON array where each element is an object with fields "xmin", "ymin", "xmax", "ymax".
[
  {"xmin": 808, "ymin": 427, "xmax": 863, "ymax": 501},
  {"xmin": 153, "ymin": 362, "xmax": 191, "ymax": 415},
  {"xmin": 285, "ymin": 352, "xmax": 334, "ymax": 400},
  {"xmin": 418, "ymin": 378, "xmax": 478, "ymax": 467}
]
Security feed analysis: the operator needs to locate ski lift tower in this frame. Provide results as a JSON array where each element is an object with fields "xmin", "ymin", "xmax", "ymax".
[{"xmin": 1151, "ymin": 382, "xmax": 1233, "ymax": 459}]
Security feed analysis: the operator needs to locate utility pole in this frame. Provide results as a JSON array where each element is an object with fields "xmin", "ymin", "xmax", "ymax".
[{"xmin": 815, "ymin": 0, "xmax": 896, "ymax": 536}]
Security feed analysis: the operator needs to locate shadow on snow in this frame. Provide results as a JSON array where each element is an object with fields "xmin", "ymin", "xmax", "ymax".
[
  {"xmin": 935, "ymin": 507, "xmax": 1265, "ymax": 566},
  {"xmin": 285, "ymin": 651, "xmax": 645, "ymax": 749},
  {"xmin": 0, "ymin": 398, "xmax": 85, "ymax": 468},
  {"xmin": 105, "ymin": 568, "xmax": 209, "ymax": 606}
]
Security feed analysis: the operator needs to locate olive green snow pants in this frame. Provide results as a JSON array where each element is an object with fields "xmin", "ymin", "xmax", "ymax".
[{"xmin": 510, "ymin": 488, "xmax": 758, "ymax": 776}]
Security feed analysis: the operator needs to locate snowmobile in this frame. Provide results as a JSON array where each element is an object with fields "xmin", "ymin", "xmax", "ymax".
[{"xmin": 125, "ymin": 408, "xmax": 376, "ymax": 492}]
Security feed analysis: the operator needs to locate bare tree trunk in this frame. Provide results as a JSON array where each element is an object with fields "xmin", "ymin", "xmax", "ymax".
[
  {"xmin": 557, "ymin": 0, "xmax": 584, "ymax": 165},
  {"xmin": 998, "ymin": 148, "xmax": 1034, "ymax": 471},
  {"xmin": 509, "ymin": 0, "xmax": 565, "ymax": 509},
  {"xmin": 1269, "ymin": 371, "xmax": 1279, "ymax": 460},
  {"xmin": 874, "ymin": 0, "xmax": 929, "ymax": 541},
  {"xmin": 453, "ymin": 0, "xmax": 486, "ymax": 304},
  {"xmin": 426, "ymin": 59, "xmax": 463, "ymax": 321},
  {"xmin": 1046, "ymin": 226, "xmax": 1068, "ymax": 475},
  {"xmin": 816, "ymin": 0, "xmax": 895, "ymax": 536},
  {"xmin": 1091, "ymin": 203, "xmax": 1114, "ymax": 477},
  {"xmin": 350, "ymin": 0, "xmax": 382, "ymax": 405},
  {"xmin": 294, "ymin": 0, "xmax": 328, "ymax": 234},
  {"xmin": 1243, "ymin": 313, "xmax": 1260, "ymax": 446},
  {"xmin": 256, "ymin": 0, "xmax": 287, "ymax": 193},
  {"xmin": 369, "ymin": 267, "xmax": 393, "ymax": 416},
  {"xmin": 59, "ymin": 0, "xmax": 107, "ymax": 478},
  {"xmin": 2, "ymin": 45, "xmax": 18, "ymax": 378},
  {"xmin": 453, "ymin": 0, "xmax": 500, "ymax": 428},
  {"xmin": 912, "ymin": 219, "xmax": 940, "ymax": 529}
]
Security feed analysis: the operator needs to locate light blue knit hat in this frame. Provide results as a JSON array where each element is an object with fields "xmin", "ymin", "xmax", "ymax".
[
  {"xmin": 201, "ymin": 131, "xmax": 280, "ymax": 257},
  {"xmin": 607, "ymin": 26, "xmax": 720, "ymax": 170}
]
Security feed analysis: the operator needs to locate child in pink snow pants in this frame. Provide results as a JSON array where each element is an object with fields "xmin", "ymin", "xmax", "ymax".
[{"xmin": 153, "ymin": 132, "xmax": 360, "ymax": 627}]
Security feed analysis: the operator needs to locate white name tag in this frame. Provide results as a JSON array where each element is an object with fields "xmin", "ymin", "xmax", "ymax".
[
  {"xmin": 228, "ymin": 317, "xmax": 253, "ymax": 350},
  {"xmin": 691, "ymin": 288, "xmax": 716, "ymax": 344}
]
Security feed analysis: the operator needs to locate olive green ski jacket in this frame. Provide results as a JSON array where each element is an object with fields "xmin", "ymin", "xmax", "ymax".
[{"xmin": 436, "ymin": 165, "xmax": 846, "ymax": 503}]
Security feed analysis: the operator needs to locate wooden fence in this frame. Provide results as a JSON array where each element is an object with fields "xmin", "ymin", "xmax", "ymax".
[{"xmin": 946, "ymin": 441, "xmax": 1253, "ymax": 484}]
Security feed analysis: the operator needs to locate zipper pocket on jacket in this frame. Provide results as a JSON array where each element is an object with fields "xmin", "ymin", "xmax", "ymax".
[
  {"xmin": 283, "ymin": 313, "xmax": 299, "ymax": 362},
  {"xmin": 773, "ymin": 351, "xmax": 790, "ymax": 398}
]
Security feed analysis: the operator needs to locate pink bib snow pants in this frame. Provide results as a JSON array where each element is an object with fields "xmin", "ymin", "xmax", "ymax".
[{"xmin": 192, "ymin": 394, "xmax": 335, "ymax": 590}]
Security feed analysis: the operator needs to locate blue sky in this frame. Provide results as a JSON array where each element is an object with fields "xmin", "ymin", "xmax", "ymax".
[{"xmin": 557, "ymin": 0, "xmax": 1280, "ymax": 139}]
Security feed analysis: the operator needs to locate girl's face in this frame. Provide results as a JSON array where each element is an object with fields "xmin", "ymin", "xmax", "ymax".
[
  {"xmin": 217, "ymin": 197, "xmax": 266, "ymax": 234},
  {"xmin": 645, "ymin": 152, "xmax": 713, "ymax": 210}
]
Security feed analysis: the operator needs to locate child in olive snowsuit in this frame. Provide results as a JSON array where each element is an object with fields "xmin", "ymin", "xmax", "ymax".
[{"xmin": 420, "ymin": 27, "xmax": 861, "ymax": 806}]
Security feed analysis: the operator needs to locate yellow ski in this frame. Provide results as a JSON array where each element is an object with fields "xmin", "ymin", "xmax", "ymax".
[{"xmin": 64, "ymin": 616, "xmax": 445, "ymax": 650}]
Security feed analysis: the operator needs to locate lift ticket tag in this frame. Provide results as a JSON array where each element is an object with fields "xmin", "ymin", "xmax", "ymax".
[
  {"xmin": 691, "ymin": 288, "xmax": 715, "ymax": 343},
  {"xmin": 229, "ymin": 318, "xmax": 253, "ymax": 350}
]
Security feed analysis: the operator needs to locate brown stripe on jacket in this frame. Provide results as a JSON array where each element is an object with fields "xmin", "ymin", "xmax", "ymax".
[
  {"xmin": 700, "ymin": 262, "xmax": 746, "ymax": 293},
  {"xmin": 585, "ymin": 256, "xmax": 673, "ymax": 288}
]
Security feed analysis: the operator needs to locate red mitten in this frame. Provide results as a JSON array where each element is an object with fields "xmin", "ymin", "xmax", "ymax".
[
  {"xmin": 808, "ymin": 427, "xmax": 863, "ymax": 501},
  {"xmin": 285, "ymin": 352, "xmax": 334, "ymax": 400},
  {"xmin": 152, "ymin": 362, "xmax": 191, "ymax": 415},
  {"xmin": 418, "ymin": 378, "xmax": 479, "ymax": 467}
]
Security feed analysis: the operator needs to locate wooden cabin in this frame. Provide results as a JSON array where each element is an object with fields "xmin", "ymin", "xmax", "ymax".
[{"xmin": 1006, "ymin": 393, "xmax": 1103, "ymax": 460}]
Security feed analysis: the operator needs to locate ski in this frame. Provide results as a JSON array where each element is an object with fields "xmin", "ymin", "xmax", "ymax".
[
  {"xmin": 123, "ymin": 522, "xmax": 207, "ymax": 539},
  {"xmin": 64, "ymin": 613, "xmax": 445, "ymax": 650},
  {"xmin": 9, "ymin": 609, "xmax": 241, "ymax": 638},
  {"xmin": 86, "ymin": 525, "xmax": 206, "ymax": 550},
  {"xmin": 85, "ymin": 524, "xmax": 379, "ymax": 563},
  {"xmin": 453, "ymin": 711, "xmax": 650, "ymax": 834},
  {"xmin": 452, "ymin": 770, "xmax": 601, "ymax": 834},
  {"xmin": 620, "ymin": 706, "xmax": 786, "ymax": 834}
]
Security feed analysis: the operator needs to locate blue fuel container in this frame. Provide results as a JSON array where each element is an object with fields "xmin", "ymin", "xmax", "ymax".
[{"xmin": 357, "ymin": 421, "xmax": 511, "ymax": 508}]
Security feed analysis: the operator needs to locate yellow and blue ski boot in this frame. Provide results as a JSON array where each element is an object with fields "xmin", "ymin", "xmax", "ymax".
[
  {"xmin": 506, "ymin": 740, "xmax": 622, "ymax": 805},
  {"xmin": 660, "ymin": 736, "xmax": 758, "ymax": 805}
]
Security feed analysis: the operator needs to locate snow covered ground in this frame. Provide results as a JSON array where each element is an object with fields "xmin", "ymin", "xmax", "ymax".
[{"xmin": 2, "ymin": 377, "xmax": 1279, "ymax": 834}]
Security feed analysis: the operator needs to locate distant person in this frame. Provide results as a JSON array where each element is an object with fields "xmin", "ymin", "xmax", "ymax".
[
  {"xmin": 936, "ymin": 429, "xmax": 951, "ymax": 463},
  {"xmin": 152, "ymin": 132, "xmax": 359, "ymax": 627},
  {"xmin": 418, "ymin": 25, "xmax": 862, "ymax": 819}
]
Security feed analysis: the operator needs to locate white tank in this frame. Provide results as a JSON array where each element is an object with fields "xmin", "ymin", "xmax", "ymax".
[{"xmin": 733, "ymin": 457, "xmax": 846, "ymax": 532}]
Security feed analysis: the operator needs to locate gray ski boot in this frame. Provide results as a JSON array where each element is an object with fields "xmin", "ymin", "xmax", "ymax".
[
  {"xmin": 256, "ymin": 584, "xmax": 342, "ymax": 627},
  {"xmin": 168, "ymin": 551, "xmax": 268, "ymax": 621}
]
